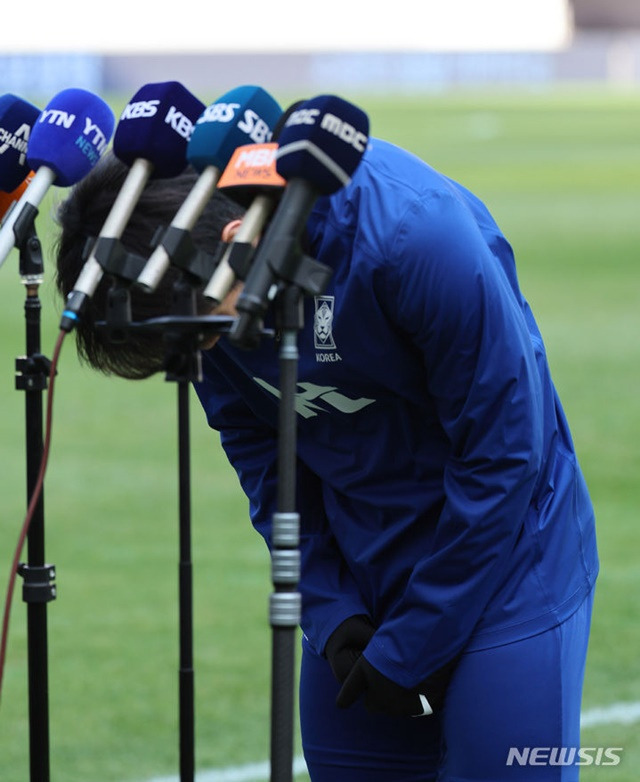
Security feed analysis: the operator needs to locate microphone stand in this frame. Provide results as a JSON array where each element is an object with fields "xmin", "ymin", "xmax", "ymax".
[
  {"xmin": 229, "ymin": 239, "xmax": 332, "ymax": 782},
  {"xmin": 268, "ymin": 284, "xmax": 303, "ymax": 782},
  {"xmin": 151, "ymin": 226, "xmax": 224, "ymax": 782},
  {"xmin": 13, "ymin": 204, "xmax": 56, "ymax": 782},
  {"xmin": 98, "ymin": 227, "xmax": 221, "ymax": 782},
  {"xmin": 162, "ymin": 275, "xmax": 204, "ymax": 782}
]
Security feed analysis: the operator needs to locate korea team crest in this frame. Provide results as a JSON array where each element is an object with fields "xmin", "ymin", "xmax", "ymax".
[
  {"xmin": 313, "ymin": 296, "xmax": 342, "ymax": 362},
  {"xmin": 314, "ymin": 296, "xmax": 336, "ymax": 350}
]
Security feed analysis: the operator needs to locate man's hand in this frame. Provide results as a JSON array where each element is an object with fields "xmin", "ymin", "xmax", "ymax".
[
  {"xmin": 324, "ymin": 615, "xmax": 376, "ymax": 684},
  {"xmin": 336, "ymin": 654, "xmax": 460, "ymax": 718}
]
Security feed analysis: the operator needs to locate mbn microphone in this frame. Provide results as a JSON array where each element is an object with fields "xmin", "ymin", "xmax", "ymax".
[
  {"xmin": 201, "ymin": 100, "xmax": 306, "ymax": 307},
  {"xmin": 202, "ymin": 141, "xmax": 286, "ymax": 305}
]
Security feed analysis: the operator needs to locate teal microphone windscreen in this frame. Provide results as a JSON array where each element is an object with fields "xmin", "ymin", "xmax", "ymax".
[{"xmin": 187, "ymin": 84, "xmax": 282, "ymax": 173}]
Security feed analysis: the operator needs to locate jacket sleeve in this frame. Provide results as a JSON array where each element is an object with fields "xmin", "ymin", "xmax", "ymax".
[
  {"xmin": 363, "ymin": 189, "xmax": 545, "ymax": 687},
  {"xmin": 195, "ymin": 356, "xmax": 370, "ymax": 654}
]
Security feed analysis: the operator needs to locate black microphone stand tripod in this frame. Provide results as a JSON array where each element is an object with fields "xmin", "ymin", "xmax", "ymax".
[
  {"xmin": 155, "ymin": 251, "xmax": 217, "ymax": 782},
  {"xmin": 97, "ymin": 228, "xmax": 231, "ymax": 782},
  {"xmin": 11, "ymin": 204, "xmax": 57, "ymax": 782}
]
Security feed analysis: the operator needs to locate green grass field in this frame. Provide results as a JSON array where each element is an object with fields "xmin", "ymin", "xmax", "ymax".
[{"xmin": 1, "ymin": 87, "xmax": 639, "ymax": 781}]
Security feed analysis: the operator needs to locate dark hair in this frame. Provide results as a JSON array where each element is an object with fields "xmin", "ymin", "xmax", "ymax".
[{"xmin": 54, "ymin": 151, "xmax": 244, "ymax": 379}]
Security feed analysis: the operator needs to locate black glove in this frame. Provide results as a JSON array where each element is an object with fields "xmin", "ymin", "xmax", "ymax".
[
  {"xmin": 336, "ymin": 653, "xmax": 460, "ymax": 718},
  {"xmin": 324, "ymin": 615, "xmax": 376, "ymax": 684}
]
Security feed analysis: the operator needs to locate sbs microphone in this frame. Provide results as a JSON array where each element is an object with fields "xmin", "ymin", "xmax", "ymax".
[
  {"xmin": 229, "ymin": 94, "xmax": 369, "ymax": 349},
  {"xmin": 0, "ymin": 94, "xmax": 40, "ymax": 193},
  {"xmin": 136, "ymin": 84, "xmax": 282, "ymax": 292},
  {"xmin": 60, "ymin": 81, "xmax": 204, "ymax": 330},
  {"xmin": 0, "ymin": 88, "xmax": 114, "ymax": 269}
]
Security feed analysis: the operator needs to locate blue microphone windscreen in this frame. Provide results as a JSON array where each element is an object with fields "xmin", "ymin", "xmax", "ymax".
[
  {"xmin": 187, "ymin": 85, "xmax": 282, "ymax": 173},
  {"xmin": 26, "ymin": 89, "xmax": 115, "ymax": 188},
  {"xmin": 0, "ymin": 94, "xmax": 41, "ymax": 192},
  {"xmin": 113, "ymin": 81, "xmax": 205, "ymax": 178},
  {"xmin": 272, "ymin": 99, "xmax": 306, "ymax": 142},
  {"xmin": 275, "ymin": 95, "xmax": 369, "ymax": 195}
]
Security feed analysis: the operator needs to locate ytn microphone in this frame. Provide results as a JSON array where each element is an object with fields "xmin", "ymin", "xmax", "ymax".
[
  {"xmin": 229, "ymin": 94, "xmax": 369, "ymax": 349},
  {"xmin": 60, "ymin": 81, "xmax": 204, "ymax": 331},
  {"xmin": 136, "ymin": 84, "xmax": 282, "ymax": 292},
  {"xmin": 0, "ymin": 94, "xmax": 40, "ymax": 193},
  {"xmin": 0, "ymin": 88, "xmax": 114, "ymax": 269}
]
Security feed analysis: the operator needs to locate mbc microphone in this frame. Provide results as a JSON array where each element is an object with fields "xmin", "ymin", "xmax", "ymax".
[
  {"xmin": 229, "ymin": 94, "xmax": 369, "ymax": 349},
  {"xmin": 60, "ymin": 81, "xmax": 204, "ymax": 331},
  {"xmin": 0, "ymin": 88, "xmax": 114, "ymax": 269},
  {"xmin": 202, "ymin": 142, "xmax": 286, "ymax": 304},
  {"xmin": 136, "ymin": 84, "xmax": 282, "ymax": 292},
  {"xmin": 0, "ymin": 94, "xmax": 40, "ymax": 193}
]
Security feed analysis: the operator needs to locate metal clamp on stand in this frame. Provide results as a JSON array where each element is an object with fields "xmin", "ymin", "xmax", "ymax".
[
  {"xmin": 17, "ymin": 564, "xmax": 57, "ymax": 605},
  {"xmin": 15, "ymin": 354, "xmax": 52, "ymax": 393},
  {"xmin": 14, "ymin": 203, "xmax": 43, "ymax": 283},
  {"xmin": 151, "ymin": 224, "xmax": 221, "ymax": 288},
  {"xmin": 91, "ymin": 236, "xmax": 148, "ymax": 342}
]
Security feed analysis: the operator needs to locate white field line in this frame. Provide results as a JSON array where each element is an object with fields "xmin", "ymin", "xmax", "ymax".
[
  {"xmin": 580, "ymin": 700, "xmax": 640, "ymax": 729},
  {"xmin": 141, "ymin": 701, "xmax": 640, "ymax": 782}
]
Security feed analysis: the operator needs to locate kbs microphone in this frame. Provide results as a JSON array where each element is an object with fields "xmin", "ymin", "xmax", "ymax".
[
  {"xmin": 60, "ymin": 81, "xmax": 204, "ymax": 331},
  {"xmin": 202, "ymin": 142, "xmax": 286, "ymax": 304},
  {"xmin": 136, "ymin": 84, "xmax": 282, "ymax": 292},
  {"xmin": 0, "ymin": 94, "xmax": 40, "ymax": 193},
  {"xmin": 0, "ymin": 88, "xmax": 115, "ymax": 269},
  {"xmin": 229, "ymin": 95, "xmax": 369, "ymax": 349}
]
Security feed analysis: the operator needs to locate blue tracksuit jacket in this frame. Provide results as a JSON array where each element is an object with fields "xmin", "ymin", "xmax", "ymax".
[{"xmin": 193, "ymin": 137, "xmax": 599, "ymax": 689}]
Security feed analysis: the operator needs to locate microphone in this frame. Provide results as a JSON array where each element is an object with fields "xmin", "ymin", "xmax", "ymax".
[
  {"xmin": 60, "ymin": 81, "xmax": 205, "ymax": 331},
  {"xmin": 229, "ymin": 94, "xmax": 369, "ymax": 349},
  {"xmin": 135, "ymin": 84, "xmax": 282, "ymax": 292},
  {"xmin": 0, "ymin": 93, "xmax": 40, "ymax": 193},
  {"xmin": 0, "ymin": 88, "xmax": 115, "ymax": 269},
  {"xmin": 202, "ymin": 141, "xmax": 286, "ymax": 304},
  {"xmin": 201, "ymin": 99, "xmax": 306, "ymax": 307},
  {"xmin": 0, "ymin": 171, "xmax": 34, "ymax": 225}
]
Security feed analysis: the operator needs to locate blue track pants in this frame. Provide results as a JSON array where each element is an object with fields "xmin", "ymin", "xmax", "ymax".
[{"xmin": 300, "ymin": 592, "xmax": 594, "ymax": 781}]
